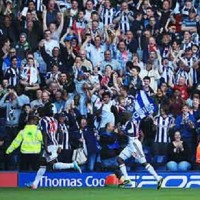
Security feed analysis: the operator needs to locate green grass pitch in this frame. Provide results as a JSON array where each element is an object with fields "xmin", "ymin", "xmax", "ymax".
[{"xmin": 0, "ymin": 188, "xmax": 199, "ymax": 200}]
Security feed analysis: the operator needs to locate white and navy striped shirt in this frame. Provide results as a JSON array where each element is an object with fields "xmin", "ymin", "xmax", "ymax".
[
  {"xmin": 184, "ymin": 57, "xmax": 197, "ymax": 85},
  {"xmin": 175, "ymin": 69, "xmax": 190, "ymax": 85},
  {"xmin": 154, "ymin": 115, "xmax": 174, "ymax": 143},
  {"xmin": 33, "ymin": 0, "xmax": 43, "ymax": 12},
  {"xmin": 160, "ymin": 66, "xmax": 174, "ymax": 85},
  {"xmin": 100, "ymin": 7, "xmax": 116, "ymax": 26},
  {"xmin": 39, "ymin": 116, "xmax": 58, "ymax": 146},
  {"xmin": 184, "ymin": 57, "xmax": 194, "ymax": 68},
  {"xmin": 45, "ymin": 71, "xmax": 61, "ymax": 82},
  {"xmin": 114, "ymin": 10, "xmax": 134, "ymax": 33},
  {"xmin": 4, "ymin": 67, "xmax": 20, "ymax": 86},
  {"xmin": 122, "ymin": 120, "xmax": 139, "ymax": 138},
  {"xmin": 181, "ymin": 42, "xmax": 193, "ymax": 51},
  {"xmin": 59, "ymin": 123, "xmax": 70, "ymax": 150}
]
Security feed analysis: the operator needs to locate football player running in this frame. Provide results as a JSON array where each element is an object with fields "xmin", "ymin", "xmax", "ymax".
[
  {"xmin": 26, "ymin": 103, "xmax": 81, "ymax": 189},
  {"xmin": 116, "ymin": 112, "xmax": 163, "ymax": 189}
]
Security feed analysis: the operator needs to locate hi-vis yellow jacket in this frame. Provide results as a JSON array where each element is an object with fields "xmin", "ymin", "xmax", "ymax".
[{"xmin": 6, "ymin": 124, "xmax": 43, "ymax": 154}]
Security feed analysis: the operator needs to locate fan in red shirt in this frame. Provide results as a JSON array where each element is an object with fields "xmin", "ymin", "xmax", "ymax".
[{"xmin": 173, "ymin": 76, "xmax": 189, "ymax": 100}]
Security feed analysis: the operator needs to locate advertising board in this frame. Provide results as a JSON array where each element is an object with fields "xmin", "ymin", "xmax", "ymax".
[
  {"xmin": 0, "ymin": 172, "xmax": 18, "ymax": 187},
  {"xmin": 18, "ymin": 172, "xmax": 200, "ymax": 188}
]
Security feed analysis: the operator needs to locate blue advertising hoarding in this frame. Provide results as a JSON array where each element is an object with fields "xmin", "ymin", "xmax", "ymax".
[{"xmin": 18, "ymin": 172, "xmax": 200, "ymax": 188}]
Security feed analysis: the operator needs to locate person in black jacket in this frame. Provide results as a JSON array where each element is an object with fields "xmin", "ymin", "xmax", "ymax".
[
  {"xmin": 18, "ymin": 104, "xmax": 32, "ymax": 130},
  {"xmin": 166, "ymin": 131, "xmax": 192, "ymax": 171},
  {"xmin": 40, "ymin": 46, "xmax": 66, "ymax": 73}
]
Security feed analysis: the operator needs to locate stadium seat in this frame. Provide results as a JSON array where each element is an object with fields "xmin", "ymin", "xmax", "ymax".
[
  {"xmin": 153, "ymin": 155, "xmax": 167, "ymax": 170},
  {"xmin": 143, "ymin": 146, "xmax": 152, "ymax": 163}
]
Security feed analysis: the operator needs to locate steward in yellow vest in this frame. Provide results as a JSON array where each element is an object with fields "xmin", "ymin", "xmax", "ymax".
[{"xmin": 6, "ymin": 114, "xmax": 43, "ymax": 171}]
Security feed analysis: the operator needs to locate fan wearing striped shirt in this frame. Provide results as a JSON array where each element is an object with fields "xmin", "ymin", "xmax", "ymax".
[
  {"xmin": 56, "ymin": 112, "xmax": 72, "ymax": 163},
  {"xmin": 98, "ymin": 0, "xmax": 116, "ymax": 26},
  {"xmin": 4, "ymin": 56, "xmax": 20, "ymax": 87},
  {"xmin": 113, "ymin": 1, "xmax": 134, "ymax": 34},
  {"xmin": 152, "ymin": 106, "xmax": 175, "ymax": 155}
]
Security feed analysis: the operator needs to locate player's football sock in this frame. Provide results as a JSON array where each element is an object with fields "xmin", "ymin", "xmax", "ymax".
[
  {"xmin": 157, "ymin": 177, "xmax": 164, "ymax": 190},
  {"xmin": 73, "ymin": 161, "xmax": 82, "ymax": 173},
  {"xmin": 53, "ymin": 162, "xmax": 74, "ymax": 170},
  {"xmin": 145, "ymin": 163, "xmax": 160, "ymax": 181},
  {"xmin": 32, "ymin": 166, "xmax": 46, "ymax": 188},
  {"xmin": 119, "ymin": 164, "xmax": 129, "ymax": 181}
]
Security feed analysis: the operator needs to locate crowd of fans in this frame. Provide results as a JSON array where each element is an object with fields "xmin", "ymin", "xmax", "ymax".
[{"xmin": 0, "ymin": 0, "xmax": 200, "ymax": 172}]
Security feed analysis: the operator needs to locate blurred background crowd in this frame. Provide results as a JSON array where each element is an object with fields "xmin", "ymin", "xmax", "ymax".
[{"xmin": 0, "ymin": 0, "xmax": 200, "ymax": 172}]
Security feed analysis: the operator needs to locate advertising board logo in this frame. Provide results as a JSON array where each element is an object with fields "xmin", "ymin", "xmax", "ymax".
[
  {"xmin": 129, "ymin": 175, "xmax": 200, "ymax": 188},
  {"xmin": 18, "ymin": 172, "xmax": 200, "ymax": 188}
]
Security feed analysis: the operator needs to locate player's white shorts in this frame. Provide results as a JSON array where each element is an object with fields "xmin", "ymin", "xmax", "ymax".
[
  {"xmin": 118, "ymin": 138, "xmax": 146, "ymax": 164},
  {"xmin": 43, "ymin": 145, "xmax": 58, "ymax": 163}
]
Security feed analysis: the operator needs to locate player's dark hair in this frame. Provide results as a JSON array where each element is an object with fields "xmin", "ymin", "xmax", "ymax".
[
  {"xmin": 143, "ymin": 76, "xmax": 151, "ymax": 81},
  {"xmin": 38, "ymin": 103, "xmax": 53, "ymax": 117},
  {"xmin": 102, "ymin": 91, "xmax": 111, "ymax": 98}
]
